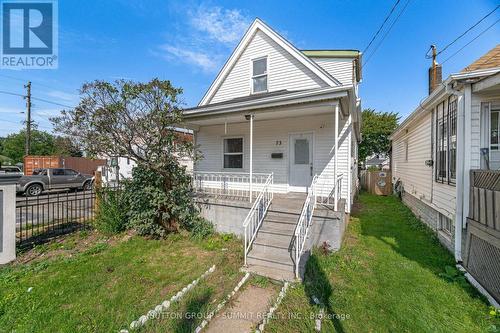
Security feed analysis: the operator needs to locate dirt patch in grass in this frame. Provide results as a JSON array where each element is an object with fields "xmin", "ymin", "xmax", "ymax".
[{"xmin": 13, "ymin": 229, "xmax": 138, "ymax": 266}]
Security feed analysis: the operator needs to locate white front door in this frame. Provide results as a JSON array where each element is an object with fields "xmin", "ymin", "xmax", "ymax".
[{"xmin": 289, "ymin": 133, "xmax": 313, "ymax": 188}]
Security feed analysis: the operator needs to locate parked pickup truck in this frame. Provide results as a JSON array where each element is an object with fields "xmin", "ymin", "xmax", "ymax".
[{"xmin": 16, "ymin": 168, "xmax": 94, "ymax": 196}]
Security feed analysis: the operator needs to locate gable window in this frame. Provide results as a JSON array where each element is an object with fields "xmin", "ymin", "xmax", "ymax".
[
  {"xmin": 252, "ymin": 57, "xmax": 267, "ymax": 93},
  {"xmin": 223, "ymin": 137, "xmax": 243, "ymax": 169},
  {"xmin": 435, "ymin": 96, "xmax": 457, "ymax": 184}
]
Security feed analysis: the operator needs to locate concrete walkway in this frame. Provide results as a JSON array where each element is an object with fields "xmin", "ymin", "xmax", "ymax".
[{"xmin": 205, "ymin": 285, "xmax": 276, "ymax": 333}]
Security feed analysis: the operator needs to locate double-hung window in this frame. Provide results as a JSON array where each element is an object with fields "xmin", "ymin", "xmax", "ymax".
[
  {"xmin": 223, "ymin": 138, "xmax": 243, "ymax": 169},
  {"xmin": 252, "ymin": 57, "xmax": 267, "ymax": 93},
  {"xmin": 491, "ymin": 109, "xmax": 499, "ymax": 151},
  {"xmin": 435, "ymin": 96, "xmax": 457, "ymax": 184}
]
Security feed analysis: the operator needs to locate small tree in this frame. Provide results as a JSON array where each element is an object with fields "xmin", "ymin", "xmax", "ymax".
[
  {"xmin": 359, "ymin": 109, "xmax": 399, "ymax": 163},
  {"xmin": 52, "ymin": 79, "xmax": 205, "ymax": 235},
  {"xmin": 1, "ymin": 128, "xmax": 57, "ymax": 163}
]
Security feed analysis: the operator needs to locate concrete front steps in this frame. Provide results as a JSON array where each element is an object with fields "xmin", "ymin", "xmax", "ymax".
[
  {"xmin": 246, "ymin": 209, "xmax": 300, "ymax": 281},
  {"xmin": 245, "ymin": 194, "xmax": 346, "ymax": 281}
]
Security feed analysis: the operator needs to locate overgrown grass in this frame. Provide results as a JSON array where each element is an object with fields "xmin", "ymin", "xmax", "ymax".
[
  {"xmin": 0, "ymin": 230, "xmax": 242, "ymax": 332},
  {"xmin": 266, "ymin": 193, "xmax": 493, "ymax": 332}
]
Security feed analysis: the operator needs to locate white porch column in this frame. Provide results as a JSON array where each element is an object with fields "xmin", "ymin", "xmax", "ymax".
[
  {"xmin": 334, "ymin": 103, "xmax": 339, "ymax": 211},
  {"xmin": 249, "ymin": 114, "xmax": 254, "ymax": 202}
]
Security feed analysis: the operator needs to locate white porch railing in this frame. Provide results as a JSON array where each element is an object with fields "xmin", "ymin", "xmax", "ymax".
[
  {"xmin": 192, "ymin": 171, "xmax": 270, "ymax": 201},
  {"xmin": 294, "ymin": 175, "xmax": 318, "ymax": 279},
  {"xmin": 294, "ymin": 173, "xmax": 343, "ymax": 279},
  {"xmin": 243, "ymin": 173, "xmax": 274, "ymax": 266},
  {"xmin": 316, "ymin": 174, "xmax": 343, "ymax": 206}
]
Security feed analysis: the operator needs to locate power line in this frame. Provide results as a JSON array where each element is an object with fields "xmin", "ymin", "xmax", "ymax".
[
  {"xmin": 0, "ymin": 73, "xmax": 77, "ymax": 94},
  {"xmin": 431, "ymin": 5, "xmax": 499, "ymax": 58},
  {"xmin": 0, "ymin": 118, "xmax": 23, "ymax": 125},
  {"xmin": 0, "ymin": 90, "xmax": 25, "ymax": 98},
  {"xmin": 362, "ymin": 0, "xmax": 401, "ymax": 55},
  {"xmin": 442, "ymin": 18, "xmax": 500, "ymax": 65},
  {"xmin": 363, "ymin": 0, "xmax": 412, "ymax": 66},
  {"xmin": 0, "ymin": 90, "xmax": 75, "ymax": 108},
  {"xmin": 31, "ymin": 96, "xmax": 75, "ymax": 108}
]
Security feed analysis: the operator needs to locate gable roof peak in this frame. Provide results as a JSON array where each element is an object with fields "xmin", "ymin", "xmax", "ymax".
[{"xmin": 198, "ymin": 18, "xmax": 341, "ymax": 106}]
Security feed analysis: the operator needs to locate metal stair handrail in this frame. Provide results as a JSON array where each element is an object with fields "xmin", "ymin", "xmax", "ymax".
[
  {"xmin": 293, "ymin": 174, "xmax": 319, "ymax": 279},
  {"xmin": 243, "ymin": 173, "xmax": 274, "ymax": 266}
]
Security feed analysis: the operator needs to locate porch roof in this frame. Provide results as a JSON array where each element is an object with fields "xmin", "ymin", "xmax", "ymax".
[
  {"xmin": 183, "ymin": 86, "xmax": 352, "ymax": 127},
  {"xmin": 473, "ymin": 71, "xmax": 500, "ymax": 95}
]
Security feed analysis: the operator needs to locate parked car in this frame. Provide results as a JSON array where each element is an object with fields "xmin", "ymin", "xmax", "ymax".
[
  {"xmin": 16, "ymin": 168, "xmax": 94, "ymax": 196},
  {"xmin": 0, "ymin": 165, "xmax": 23, "ymax": 176}
]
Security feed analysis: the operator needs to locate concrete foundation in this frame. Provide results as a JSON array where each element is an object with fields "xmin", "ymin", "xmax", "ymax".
[
  {"xmin": 196, "ymin": 196, "xmax": 252, "ymax": 236},
  {"xmin": 308, "ymin": 199, "xmax": 347, "ymax": 251},
  {"xmin": 401, "ymin": 191, "xmax": 455, "ymax": 253}
]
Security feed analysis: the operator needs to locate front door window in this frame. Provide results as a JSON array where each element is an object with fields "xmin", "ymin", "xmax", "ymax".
[{"xmin": 289, "ymin": 133, "xmax": 313, "ymax": 188}]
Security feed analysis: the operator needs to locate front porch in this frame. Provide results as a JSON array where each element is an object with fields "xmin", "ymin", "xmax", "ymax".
[
  {"xmin": 185, "ymin": 87, "xmax": 358, "ymax": 280},
  {"xmin": 192, "ymin": 171, "xmax": 347, "ymax": 280}
]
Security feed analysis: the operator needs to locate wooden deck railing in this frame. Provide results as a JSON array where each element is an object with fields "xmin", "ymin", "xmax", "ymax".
[{"xmin": 465, "ymin": 169, "xmax": 500, "ymax": 303}]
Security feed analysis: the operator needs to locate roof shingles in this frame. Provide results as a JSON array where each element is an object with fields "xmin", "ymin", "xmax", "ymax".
[{"xmin": 462, "ymin": 44, "xmax": 500, "ymax": 72}]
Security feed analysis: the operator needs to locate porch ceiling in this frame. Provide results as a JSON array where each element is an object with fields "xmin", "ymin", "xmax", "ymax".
[{"xmin": 184, "ymin": 101, "xmax": 339, "ymax": 126}]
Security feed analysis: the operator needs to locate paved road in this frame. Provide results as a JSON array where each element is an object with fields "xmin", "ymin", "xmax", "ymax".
[{"xmin": 16, "ymin": 189, "xmax": 95, "ymax": 234}]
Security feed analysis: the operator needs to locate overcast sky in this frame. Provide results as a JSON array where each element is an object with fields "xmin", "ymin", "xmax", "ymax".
[{"xmin": 0, "ymin": 0, "xmax": 498, "ymax": 136}]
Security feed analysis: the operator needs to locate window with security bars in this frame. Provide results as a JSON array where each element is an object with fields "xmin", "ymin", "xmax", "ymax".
[
  {"xmin": 439, "ymin": 213, "xmax": 453, "ymax": 236},
  {"xmin": 435, "ymin": 96, "xmax": 457, "ymax": 184}
]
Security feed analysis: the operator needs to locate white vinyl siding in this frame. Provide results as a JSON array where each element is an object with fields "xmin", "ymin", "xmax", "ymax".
[
  {"xmin": 194, "ymin": 113, "xmax": 352, "ymax": 206},
  {"xmin": 209, "ymin": 30, "xmax": 327, "ymax": 104},
  {"xmin": 392, "ymin": 110, "xmax": 456, "ymax": 221},
  {"xmin": 392, "ymin": 113, "xmax": 433, "ymax": 201},
  {"xmin": 310, "ymin": 57, "xmax": 355, "ymax": 85}
]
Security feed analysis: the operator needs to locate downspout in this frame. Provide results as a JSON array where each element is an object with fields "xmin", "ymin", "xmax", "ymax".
[
  {"xmin": 347, "ymin": 114, "xmax": 352, "ymax": 213},
  {"xmin": 334, "ymin": 103, "xmax": 339, "ymax": 211},
  {"xmin": 447, "ymin": 82, "xmax": 465, "ymax": 263}
]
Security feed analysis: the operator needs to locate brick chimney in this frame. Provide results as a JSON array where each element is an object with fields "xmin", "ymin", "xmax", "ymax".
[{"xmin": 428, "ymin": 45, "xmax": 442, "ymax": 94}]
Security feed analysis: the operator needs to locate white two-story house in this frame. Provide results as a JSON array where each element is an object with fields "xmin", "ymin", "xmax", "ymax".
[
  {"xmin": 184, "ymin": 18, "xmax": 363, "ymax": 280},
  {"xmin": 185, "ymin": 18, "xmax": 362, "ymax": 213}
]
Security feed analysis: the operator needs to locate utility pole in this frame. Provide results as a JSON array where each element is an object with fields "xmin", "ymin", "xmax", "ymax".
[{"xmin": 24, "ymin": 81, "xmax": 32, "ymax": 156}]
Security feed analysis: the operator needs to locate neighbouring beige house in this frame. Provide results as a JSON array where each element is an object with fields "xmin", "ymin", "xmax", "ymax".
[
  {"xmin": 184, "ymin": 18, "xmax": 362, "ymax": 280},
  {"xmin": 391, "ymin": 45, "xmax": 500, "ymax": 304}
]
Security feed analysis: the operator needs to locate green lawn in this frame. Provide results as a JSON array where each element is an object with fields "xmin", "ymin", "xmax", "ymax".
[
  {"xmin": 0, "ymin": 231, "xmax": 243, "ymax": 332},
  {"xmin": 266, "ymin": 193, "xmax": 493, "ymax": 333}
]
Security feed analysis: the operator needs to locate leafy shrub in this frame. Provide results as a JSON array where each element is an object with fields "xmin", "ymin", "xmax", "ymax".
[
  {"xmin": 489, "ymin": 307, "xmax": 500, "ymax": 333},
  {"xmin": 439, "ymin": 265, "xmax": 469, "ymax": 288},
  {"xmin": 124, "ymin": 164, "xmax": 211, "ymax": 238},
  {"xmin": 94, "ymin": 188, "xmax": 128, "ymax": 234}
]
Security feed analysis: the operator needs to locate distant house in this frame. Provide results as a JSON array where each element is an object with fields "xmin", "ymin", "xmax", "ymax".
[
  {"xmin": 390, "ymin": 45, "xmax": 500, "ymax": 303},
  {"xmin": 97, "ymin": 130, "xmax": 194, "ymax": 185},
  {"xmin": 364, "ymin": 153, "xmax": 390, "ymax": 170}
]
